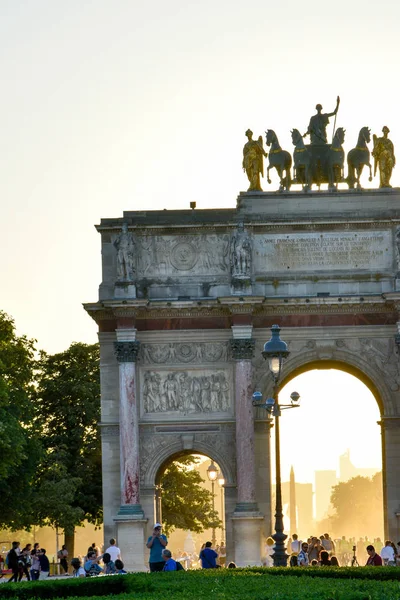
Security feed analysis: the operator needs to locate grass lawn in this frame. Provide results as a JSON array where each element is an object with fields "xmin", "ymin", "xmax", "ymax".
[{"xmin": 1, "ymin": 568, "xmax": 399, "ymax": 599}]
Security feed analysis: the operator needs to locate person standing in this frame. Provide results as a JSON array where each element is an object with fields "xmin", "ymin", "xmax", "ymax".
[
  {"xmin": 7, "ymin": 542, "xmax": 21, "ymax": 583},
  {"xmin": 105, "ymin": 539, "xmax": 121, "ymax": 563},
  {"xmin": 199, "ymin": 542, "xmax": 218, "ymax": 569},
  {"xmin": 146, "ymin": 523, "xmax": 168, "ymax": 572},
  {"xmin": 366, "ymin": 545, "xmax": 383, "ymax": 566},
  {"xmin": 58, "ymin": 544, "xmax": 69, "ymax": 574},
  {"xmin": 38, "ymin": 549, "xmax": 50, "ymax": 580},
  {"xmin": 30, "ymin": 544, "xmax": 41, "ymax": 581},
  {"xmin": 380, "ymin": 540, "xmax": 396, "ymax": 566},
  {"xmin": 297, "ymin": 542, "xmax": 310, "ymax": 567},
  {"xmin": 290, "ymin": 534, "xmax": 302, "ymax": 554}
]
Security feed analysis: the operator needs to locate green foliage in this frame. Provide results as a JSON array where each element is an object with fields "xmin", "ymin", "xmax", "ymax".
[
  {"xmin": 0, "ymin": 311, "xmax": 41, "ymax": 529},
  {"xmin": 160, "ymin": 455, "xmax": 221, "ymax": 535},
  {"xmin": 329, "ymin": 474, "xmax": 383, "ymax": 537},
  {"xmin": 32, "ymin": 343, "xmax": 102, "ymax": 534},
  {"xmin": 0, "ymin": 569, "xmax": 399, "ymax": 600}
]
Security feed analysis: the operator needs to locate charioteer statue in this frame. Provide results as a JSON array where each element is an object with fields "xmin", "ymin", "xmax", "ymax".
[{"xmin": 303, "ymin": 96, "xmax": 340, "ymax": 145}]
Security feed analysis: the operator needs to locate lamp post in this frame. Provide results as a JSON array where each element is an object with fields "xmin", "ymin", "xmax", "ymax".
[
  {"xmin": 207, "ymin": 461, "xmax": 219, "ymax": 547},
  {"xmin": 218, "ymin": 476, "xmax": 225, "ymax": 544},
  {"xmin": 252, "ymin": 324, "xmax": 300, "ymax": 567}
]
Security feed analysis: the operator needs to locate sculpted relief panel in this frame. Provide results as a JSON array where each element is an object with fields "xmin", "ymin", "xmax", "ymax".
[
  {"xmin": 141, "ymin": 342, "xmax": 229, "ymax": 364},
  {"xmin": 141, "ymin": 369, "xmax": 232, "ymax": 415},
  {"xmin": 137, "ymin": 234, "xmax": 230, "ymax": 277}
]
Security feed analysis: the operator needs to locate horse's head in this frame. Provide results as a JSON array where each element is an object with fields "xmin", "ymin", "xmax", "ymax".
[
  {"xmin": 291, "ymin": 129, "xmax": 301, "ymax": 145},
  {"xmin": 360, "ymin": 127, "xmax": 371, "ymax": 144},
  {"xmin": 265, "ymin": 129, "xmax": 275, "ymax": 146},
  {"xmin": 336, "ymin": 127, "xmax": 345, "ymax": 144}
]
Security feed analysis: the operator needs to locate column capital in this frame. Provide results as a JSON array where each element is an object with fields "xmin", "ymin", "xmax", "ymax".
[
  {"xmin": 230, "ymin": 338, "xmax": 255, "ymax": 360},
  {"xmin": 378, "ymin": 417, "xmax": 400, "ymax": 430},
  {"xmin": 114, "ymin": 340, "xmax": 141, "ymax": 363}
]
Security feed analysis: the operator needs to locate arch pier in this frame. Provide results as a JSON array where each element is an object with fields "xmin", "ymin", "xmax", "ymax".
[{"xmin": 85, "ymin": 189, "xmax": 400, "ymax": 570}]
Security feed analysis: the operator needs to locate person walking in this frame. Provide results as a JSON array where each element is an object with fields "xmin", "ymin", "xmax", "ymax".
[
  {"xmin": 7, "ymin": 542, "xmax": 21, "ymax": 583},
  {"xmin": 58, "ymin": 544, "xmax": 69, "ymax": 574}
]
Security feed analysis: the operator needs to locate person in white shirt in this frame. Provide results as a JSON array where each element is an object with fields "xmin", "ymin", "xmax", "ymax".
[
  {"xmin": 290, "ymin": 534, "xmax": 302, "ymax": 554},
  {"xmin": 105, "ymin": 538, "xmax": 121, "ymax": 563},
  {"xmin": 380, "ymin": 540, "xmax": 396, "ymax": 566}
]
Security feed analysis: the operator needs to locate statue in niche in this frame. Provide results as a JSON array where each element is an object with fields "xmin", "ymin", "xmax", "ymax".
[
  {"xmin": 242, "ymin": 129, "xmax": 267, "ymax": 191},
  {"xmin": 114, "ymin": 223, "xmax": 135, "ymax": 281},
  {"xmin": 372, "ymin": 126, "xmax": 396, "ymax": 188},
  {"xmin": 230, "ymin": 222, "xmax": 252, "ymax": 278}
]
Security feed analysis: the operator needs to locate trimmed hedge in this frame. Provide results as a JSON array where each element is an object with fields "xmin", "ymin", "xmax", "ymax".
[{"xmin": 0, "ymin": 568, "xmax": 399, "ymax": 600}]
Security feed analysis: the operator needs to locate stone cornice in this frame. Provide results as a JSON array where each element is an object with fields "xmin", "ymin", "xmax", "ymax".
[{"xmin": 84, "ymin": 294, "xmax": 397, "ymax": 323}]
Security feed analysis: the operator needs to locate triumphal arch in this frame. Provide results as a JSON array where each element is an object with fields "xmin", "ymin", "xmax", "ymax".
[{"xmin": 85, "ymin": 105, "xmax": 400, "ymax": 571}]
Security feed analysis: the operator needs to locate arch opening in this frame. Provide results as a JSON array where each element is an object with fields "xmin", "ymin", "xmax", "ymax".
[
  {"xmin": 153, "ymin": 452, "xmax": 226, "ymax": 566},
  {"xmin": 270, "ymin": 366, "xmax": 384, "ymax": 565}
]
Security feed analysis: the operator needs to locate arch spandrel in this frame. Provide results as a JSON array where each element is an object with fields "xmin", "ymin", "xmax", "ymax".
[
  {"xmin": 253, "ymin": 336, "xmax": 400, "ymax": 416},
  {"xmin": 139, "ymin": 432, "xmax": 236, "ymax": 488}
]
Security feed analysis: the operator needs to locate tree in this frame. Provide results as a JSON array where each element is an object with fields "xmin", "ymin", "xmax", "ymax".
[
  {"xmin": 160, "ymin": 456, "xmax": 222, "ymax": 536},
  {"xmin": 32, "ymin": 342, "xmax": 102, "ymax": 556},
  {"xmin": 0, "ymin": 311, "xmax": 41, "ymax": 530},
  {"xmin": 329, "ymin": 473, "xmax": 383, "ymax": 538}
]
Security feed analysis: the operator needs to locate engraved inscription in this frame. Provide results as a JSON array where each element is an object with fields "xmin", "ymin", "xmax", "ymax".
[
  {"xmin": 255, "ymin": 231, "xmax": 391, "ymax": 272},
  {"xmin": 141, "ymin": 369, "xmax": 231, "ymax": 414}
]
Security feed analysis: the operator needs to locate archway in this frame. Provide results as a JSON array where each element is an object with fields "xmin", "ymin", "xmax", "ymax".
[
  {"xmin": 153, "ymin": 452, "xmax": 227, "ymax": 567},
  {"xmin": 271, "ymin": 366, "xmax": 383, "ymax": 565}
]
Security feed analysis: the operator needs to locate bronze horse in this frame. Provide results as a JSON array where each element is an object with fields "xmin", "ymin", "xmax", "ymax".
[
  {"xmin": 328, "ymin": 127, "xmax": 346, "ymax": 190},
  {"xmin": 347, "ymin": 127, "xmax": 373, "ymax": 189},
  {"xmin": 265, "ymin": 129, "xmax": 292, "ymax": 191},
  {"xmin": 291, "ymin": 129, "xmax": 312, "ymax": 191}
]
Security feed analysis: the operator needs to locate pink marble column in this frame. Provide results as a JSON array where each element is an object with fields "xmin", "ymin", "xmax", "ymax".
[
  {"xmin": 114, "ymin": 330, "xmax": 143, "ymax": 516},
  {"xmin": 230, "ymin": 330, "xmax": 258, "ymax": 512}
]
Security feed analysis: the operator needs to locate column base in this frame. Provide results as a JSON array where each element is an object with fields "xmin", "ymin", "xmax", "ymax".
[
  {"xmin": 117, "ymin": 503, "xmax": 145, "ymax": 518},
  {"xmin": 113, "ymin": 512, "xmax": 148, "ymax": 572},
  {"xmin": 232, "ymin": 512, "xmax": 264, "ymax": 567}
]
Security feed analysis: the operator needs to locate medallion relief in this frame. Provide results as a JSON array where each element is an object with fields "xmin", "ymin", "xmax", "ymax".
[{"xmin": 136, "ymin": 234, "xmax": 229, "ymax": 277}]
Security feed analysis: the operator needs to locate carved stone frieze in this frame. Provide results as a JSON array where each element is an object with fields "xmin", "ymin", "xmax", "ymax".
[
  {"xmin": 141, "ymin": 342, "xmax": 229, "ymax": 364},
  {"xmin": 136, "ymin": 234, "xmax": 229, "ymax": 277},
  {"xmin": 139, "ymin": 434, "xmax": 173, "ymax": 481},
  {"xmin": 195, "ymin": 431, "xmax": 236, "ymax": 474},
  {"xmin": 114, "ymin": 341, "xmax": 141, "ymax": 363},
  {"xmin": 141, "ymin": 369, "xmax": 232, "ymax": 414},
  {"xmin": 230, "ymin": 339, "xmax": 255, "ymax": 360},
  {"xmin": 358, "ymin": 337, "xmax": 400, "ymax": 391}
]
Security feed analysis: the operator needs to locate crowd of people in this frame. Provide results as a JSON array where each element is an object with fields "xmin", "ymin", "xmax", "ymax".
[
  {"xmin": 3, "ymin": 527, "xmax": 399, "ymax": 580},
  {"xmin": 0, "ymin": 538, "xmax": 127, "ymax": 582},
  {"xmin": 283, "ymin": 533, "xmax": 400, "ymax": 567}
]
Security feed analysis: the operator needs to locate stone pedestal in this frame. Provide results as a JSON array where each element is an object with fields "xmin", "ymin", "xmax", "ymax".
[
  {"xmin": 114, "ymin": 282, "xmax": 137, "ymax": 299},
  {"xmin": 114, "ymin": 515, "xmax": 148, "ymax": 572},
  {"xmin": 232, "ymin": 513, "xmax": 264, "ymax": 567}
]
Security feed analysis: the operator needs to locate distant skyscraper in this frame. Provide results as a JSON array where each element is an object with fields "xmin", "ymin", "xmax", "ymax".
[
  {"xmin": 289, "ymin": 466, "xmax": 297, "ymax": 533},
  {"xmin": 339, "ymin": 449, "xmax": 379, "ymax": 482}
]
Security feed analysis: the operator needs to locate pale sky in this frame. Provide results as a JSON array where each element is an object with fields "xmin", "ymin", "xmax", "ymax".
[
  {"xmin": 274, "ymin": 370, "xmax": 382, "ymax": 484},
  {"xmin": 1, "ymin": 0, "xmax": 399, "ymax": 353}
]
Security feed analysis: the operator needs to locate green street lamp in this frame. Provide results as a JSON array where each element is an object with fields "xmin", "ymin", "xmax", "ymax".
[
  {"xmin": 253, "ymin": 325, "xmax": 300, "ymax": 567},
  {"xmin": 207, "ymin": 461, "xmax": 219, "ymax": 547}
]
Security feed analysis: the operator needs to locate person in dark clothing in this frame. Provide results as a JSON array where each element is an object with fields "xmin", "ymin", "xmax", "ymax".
[
  {"xmin": 7, "ymin": 542, "xmax": 21, "ymax": 583},
  {"xmin": 38, "ymin": 549, "xmax": 50, "ymax": 579},
  {"xmin": 199, "ymin": 541, "xmax": 218, "ymax": 569}
]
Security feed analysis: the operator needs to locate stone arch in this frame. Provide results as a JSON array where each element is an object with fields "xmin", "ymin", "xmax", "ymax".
[
  {"xmin": 141, "ymin": 438, "xmax": 236, "ymax": 488},
  {"xmin": 256, "ymin": 349, "xmax": 393, "ymax": 415}
]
